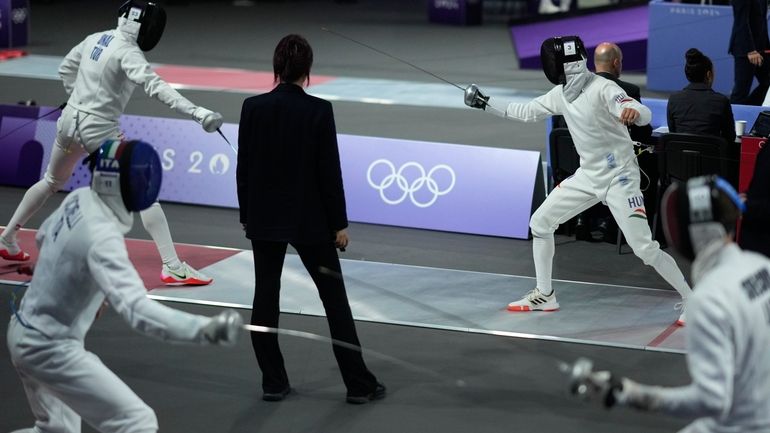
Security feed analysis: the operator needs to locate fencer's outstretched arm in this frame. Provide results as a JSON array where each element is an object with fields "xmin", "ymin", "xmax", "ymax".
[
  {"xmin": 120, "ymin": 51, "xmax": 223, "ymax": 132},
  {"xmin": 466, "ymin": 85, "xmax": 563, "ymax": 122},
  {"xmin": 59, "ymin": 40, "xmax": 86, "ymax": 95},
  {"xmin": 88, "ymin": 234, "xmax": 238, "ymax": 345}
]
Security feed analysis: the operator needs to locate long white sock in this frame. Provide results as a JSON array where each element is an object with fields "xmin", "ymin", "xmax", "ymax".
[
  {"xmin": 1, "ymin": 180, "xmax": 56, "ymax": 245},
  {"xmin": 533, "ymin": 235, "xmax": 555, "ymax": 295},
  {"xmin": 649, "ymin": 251, "xmax": 692, "ymax": 299},
  {"xmin": 140, "ymin": 203, "xmax": 181, "ymax": 268}
]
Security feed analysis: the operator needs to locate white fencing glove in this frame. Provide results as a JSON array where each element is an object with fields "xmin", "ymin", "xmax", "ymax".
[
  {"xmin": 464, "ymin": 84, "xmax": 489, "ymax": 110},
  {"xmin": 611, "ymin": 377, "xmax": 661, "ymax": 411},
  {"xmin": 192, "ymin": 107, "xmax": 224, "ymax": 133},
  {"xmin": 201, "ymin": 309, "xmax": 243, "ymax": 346}
]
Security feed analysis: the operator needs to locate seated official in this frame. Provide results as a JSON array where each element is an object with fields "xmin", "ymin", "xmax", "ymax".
[{"xmin": 667, "ymin": 48, "xmax": 736, "ymax": 144}]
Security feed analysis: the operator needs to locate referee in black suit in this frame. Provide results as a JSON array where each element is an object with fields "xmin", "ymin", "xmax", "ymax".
[{"xmin": 236, "ymin": 34, "xmax": 384, "ymax": 404}]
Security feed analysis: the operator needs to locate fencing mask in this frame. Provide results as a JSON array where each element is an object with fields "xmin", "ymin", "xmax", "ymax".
[
  {"xmin": 90, "ymin": 140, "xmax": 162, "ymax": 213},
  {"xmin": 540, "ymin": 36, "xmax": 588, "ymax": 85},
  {"xmin": 661, "ymin": 176, "xmax": 745, "ymax": 261},
  {"xmin": 118, "ymin": 1, "xmax": 166, "ymax": 51}
]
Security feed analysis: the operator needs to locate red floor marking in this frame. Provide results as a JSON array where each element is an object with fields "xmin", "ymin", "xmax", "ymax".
[
  {"xmin": 0, "ymin": 228, "xmax": 240, "ymax": 289},
  {"xmin": 647, "ymin": 322, "xmax": 680, "ymax": 347},
  {"xmin": 0, "ymin": 49, "xmax": 27, "ymax": 61},
  {"xmin": 154, "ymin": 65, "xmax": 336, "ymax": 93}
]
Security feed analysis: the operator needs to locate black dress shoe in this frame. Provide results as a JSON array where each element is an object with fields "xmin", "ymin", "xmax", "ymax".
[
  {"xmin": 346, "ymin": 382, "xmax": 386, "ymax": 404},
  {"xmin": 263, "ymin": 386, "xmax": 291, "ymax": 402}
]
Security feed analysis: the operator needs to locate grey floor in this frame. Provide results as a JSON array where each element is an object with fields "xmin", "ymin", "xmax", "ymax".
[
  {"xmin": 148, "ymin": 250, "xmax": 686, "ymax": 352},
  {"xmin": 0, "ymin": 286, "xmax": 690, "ymax": 433},
  {"xmin": 0, "ymin": 1, "xmax": 693, "ymax": 432}
]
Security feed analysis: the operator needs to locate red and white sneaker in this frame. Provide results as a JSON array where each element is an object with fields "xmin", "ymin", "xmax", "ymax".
[
  {"xmin": 0, "ymin": 237, "xmax": 30, "ymax": 262},
  {"xmin": 161, "ymin": 262, "xmax": 213, "ymax": 286},
  {"xmin": 507, "ymin": 288, "xmax": 560, "ymax": 312}
]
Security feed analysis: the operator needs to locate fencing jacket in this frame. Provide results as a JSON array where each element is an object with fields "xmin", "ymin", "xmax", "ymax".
[
  {"xmin": 485, "ymin": 73, "xmax": 651, "ymax": 196},
  {"xmin": 59, "ymin": 17, "xmax": 197, "ymax": 121},
  {"xmin": 636, "ymin": 243, "xmax": 770, "ymax": 432},
  {"xmin": 15, "ymin": 188, "xmax": 208, "ymax": 343}
]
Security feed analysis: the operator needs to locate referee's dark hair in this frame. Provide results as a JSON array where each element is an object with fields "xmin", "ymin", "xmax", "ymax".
[{"xmin": 273, "ymin": 34, "xmax": 313, "ymax": 86}]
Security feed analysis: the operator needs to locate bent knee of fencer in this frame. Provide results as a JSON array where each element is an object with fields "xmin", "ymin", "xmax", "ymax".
[
  {"xmin": 529, "ymin": 211, "xmax": 557, "ymax": 239},
  {"xmin": 41, "ymin": 171, "xmax": 69, "ymax": 193}
]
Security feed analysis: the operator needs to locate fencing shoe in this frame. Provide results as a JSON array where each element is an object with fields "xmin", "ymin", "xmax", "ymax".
[
  {"xmin": 507, "ymin": 288, "xmax": 560, "ymax": 312},
  {"xmin": 161, "ymin": 261, "xmax": 213, "ymax": 285},
  {"xmin": 675, "ymin": 301, "xmax": 686, "ymax": 326},
  {"xmin": 0, "ymin": 236, "xmax": 30, "ymax": 261}
]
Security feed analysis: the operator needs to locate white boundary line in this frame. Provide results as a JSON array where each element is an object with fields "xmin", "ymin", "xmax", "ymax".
[{"xmin": 145, "ymin": 292, "xmax": 685, "ymax": 355}]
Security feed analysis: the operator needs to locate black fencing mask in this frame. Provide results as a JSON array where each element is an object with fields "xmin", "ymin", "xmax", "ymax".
[
  {"xmin": 661, "ymin": 176, "xmax": 745, "ymax": 261},
  {"xmin": 540, "ymin": 36, "xmax": 587, "ymax": 85},
  {"xmin": 119, "ymin": 1, "xmax": 166, "ymax": 52}
]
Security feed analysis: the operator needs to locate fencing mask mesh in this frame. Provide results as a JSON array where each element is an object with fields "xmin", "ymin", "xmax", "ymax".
[
  {"xmin": 118, "ymin": 1, "xmax": 166, "ymax": 51},
  {"xmin": 540, "ymin": 36, "xmax": 587, "ymax": 85},
  {"xmin": 90, "ymin": 140, "xmax": 162, "ymax": 212},
  {"xmin": 661, "ymin": 176, "xmax": 745, "ymax": 261}
]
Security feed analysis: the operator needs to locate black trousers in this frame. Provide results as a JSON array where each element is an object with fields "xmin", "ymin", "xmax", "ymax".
[
  {"xmin": 731, "ymin": 54, "xmax": 770, "ymax": 106},
  {"xmin": 250, "ymin": 239, "xmax": 378, "ymax": 396}
]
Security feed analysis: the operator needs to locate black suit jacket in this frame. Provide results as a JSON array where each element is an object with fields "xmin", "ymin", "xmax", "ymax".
[
  {"xmin": 729, "ymin": 0, "xmax": 769, "ymax": 56},
  {"xmin": 237, "ymin": 83, "xmax": 347, "ymax": 243},
  {"xmin": 666, "ymin": 82, "xmax": 736, "ymax": 144}
]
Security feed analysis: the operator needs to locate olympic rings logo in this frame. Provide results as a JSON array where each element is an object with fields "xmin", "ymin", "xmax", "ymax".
[{"xmin": 366, "ymin": 159, "xmax": 456, "ymax": 208}]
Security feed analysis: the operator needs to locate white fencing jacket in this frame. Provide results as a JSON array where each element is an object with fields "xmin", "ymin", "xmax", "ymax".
[
  {"xmin": 15, "ymin": 188, "xmax": 208, "ymax": 342},
  {"xmin": 59, "ymin": 17, "xmax": 197, "ymax": 121},
  {"xmin": 636, "ymin": 243, "xmax": 770, "ymax": 432},
  {"xmin": 486, "ymin": 74, "xmax": 651, "ymax": 195}
]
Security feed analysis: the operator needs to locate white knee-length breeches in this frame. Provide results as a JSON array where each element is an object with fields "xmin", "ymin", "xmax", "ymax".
[{"xmin": 529, "ymin": 168, "xmax": 691, "ymax": 298}]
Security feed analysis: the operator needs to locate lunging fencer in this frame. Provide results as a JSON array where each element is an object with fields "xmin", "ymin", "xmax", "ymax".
[
  {"xmin": 465, "ymin": 36, "xmax": 691, "ymax": 324},
  {"xmin": 0, "ymin": 1, "xmax": 222, "ymax": 285},
  {"xmin": 568, "ymin": 176, "xmax": 770, "ymax": 433},
  {"xmin": 7, "ymin": 140, "xmax": 243, "ymax": 433}
]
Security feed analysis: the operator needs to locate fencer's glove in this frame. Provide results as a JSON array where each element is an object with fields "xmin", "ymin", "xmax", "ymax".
[
  {"xmin": 464, "ymin": 84, "xmax": 489, "ymax": 110},
  {"xmin": 572, "ymin": 370, "xmax": 656, "ymax": 411},
  {"xmin": 201, "ymin": 309, "xmax": 243, "ymax": 346},
  {"xmin": 192, "ymin": 107, "xmax": 224, "ymax": 133}
]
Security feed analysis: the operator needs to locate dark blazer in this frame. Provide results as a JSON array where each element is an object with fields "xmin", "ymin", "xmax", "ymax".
[
  {"xmin": 237, "ymin": 83, "xmax": 347, "ymax": 243},
  {"xmin": 667, "ymin": 83, "xmax": 736, "ymax": 144},
  {"xmin": 596, "ymin": 72, "xmax": 653, "ymax": 144},
  {"xmin": 740, "ymin": 143, "xmax": 770, "ymax": 257},
  {"xmin": 729, "ymin": 0, "xmax": 769, "ymax": 56}
]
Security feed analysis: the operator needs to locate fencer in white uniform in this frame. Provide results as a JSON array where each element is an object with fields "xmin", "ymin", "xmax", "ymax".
[
  {"xmin": 465, "ymin": 36, "xmax": 691, "ymax": 324},
  {"xmin": 7, "ymin": 139, "xmax": 243, "ymax": 433},
  {"xmin": 571, "ymin": 176, "xmax": 770, "ymax": 433},
  {"xmin": 0, "ymin": 1, "xmax": 221, "ymax": 285}
]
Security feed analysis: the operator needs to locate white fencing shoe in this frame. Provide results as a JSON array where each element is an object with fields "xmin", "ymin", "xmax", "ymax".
[{"xmin": 507, "ymin": 288, "xmax": 560, "ymax": 312}]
